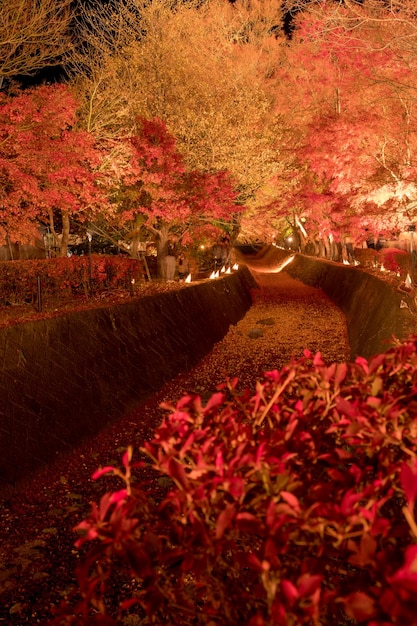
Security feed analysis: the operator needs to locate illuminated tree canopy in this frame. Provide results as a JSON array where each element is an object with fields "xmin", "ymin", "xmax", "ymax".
[{"xmin": 3, "ymin": 0, "xmax": 417, "ymax": 252}]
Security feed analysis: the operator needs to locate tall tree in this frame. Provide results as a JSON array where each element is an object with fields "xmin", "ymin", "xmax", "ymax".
[
  {"xmin": 70, "ymin": 0, "xmax": 286, "ymax": 208},
  {"xmin": 263, "ymin": 0, "xmax": 417, "ymax": 247}
]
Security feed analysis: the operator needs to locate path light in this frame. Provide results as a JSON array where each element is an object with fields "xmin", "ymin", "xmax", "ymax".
[
  {"xmin": 354, "ymin": 260, "xmax": 360, "ymax": 266},
  {"xmin": 343, "ymin": 259, "xmax": 350, "ymax": 265},
  {"xmin": 185, "ymin": 274, "xmax": 191, "ymax": 283},
  {"xmin": 226, "ymin": 267, "xmax": 231, "ymax": 274},
  {"xmin": 406, "ymin": 273, "xmax": 413, "ymax": 289},
  {"xmin": 232, "ymin": 263, "xmax": 239, "ymax": 270},
  {"xmin": 380, "ymin": 264, "xmax": 386, "ymax": 272},
  {"xmin": 209, "ymin": 271, "xmax": 216, "ymax": 279},
  {"xmin": 221, "ymin": 265, "xmax": 226, "ymax": 273}
]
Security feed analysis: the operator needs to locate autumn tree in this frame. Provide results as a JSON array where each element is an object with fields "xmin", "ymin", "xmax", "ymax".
[
  {"xmin": 92, "ymin": 117, "xmax": 240, "ymax": 276},
  {"xmin": 0, "ymin": 0, "xmax": 73, "ymax": 89},
  {"xmin": 70, "ymin": 0, "xmax": 286, "ymax": 220},
  {"xmin": 260, "ymin": 0, "xmax": 417, "ymax": 250},
  {"xmin": 0, "ymin": 84, "xmax": 105, "ymax": 255}
]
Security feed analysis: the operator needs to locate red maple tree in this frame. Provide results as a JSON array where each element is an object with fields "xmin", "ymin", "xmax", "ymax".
[
  {"xmin": 268, "ymin": 3, "xmax": 417, "ymax": 246},
  {"xmin": 0, "ymin": 84, "xmax": 105, "ymax": 255},
  {"xmin": 103, "ymin": 118, "xmax": 240, "ymax": 275}
]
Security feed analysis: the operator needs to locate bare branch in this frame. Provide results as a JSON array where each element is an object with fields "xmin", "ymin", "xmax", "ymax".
[{"xmin": 0, "ymin": 0, "xmax": 73, "ymax": 80}]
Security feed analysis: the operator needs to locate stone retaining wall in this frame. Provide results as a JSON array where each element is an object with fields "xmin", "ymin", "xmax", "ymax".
[
  {"xmin": 0, "ymin": 268, "xmax": 257, "ymax": 498},
  {"xmin": 282, "ymin": 253, "xmax": 416, "ymax": 360}
]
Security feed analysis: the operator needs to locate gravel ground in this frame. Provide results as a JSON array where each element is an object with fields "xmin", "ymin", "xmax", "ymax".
[{"xmin": 0, "ymin": 265, "xmax": 350, "ymax": 624}]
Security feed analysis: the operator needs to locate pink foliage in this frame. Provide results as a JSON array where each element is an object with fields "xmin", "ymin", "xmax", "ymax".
[
  {"xmin": 119, "ymin": 117, "xmax": 240, "ymax": 232},
  {"xmin": 51, "ymin": 336, "xmax": 417, "ymax": 625}
]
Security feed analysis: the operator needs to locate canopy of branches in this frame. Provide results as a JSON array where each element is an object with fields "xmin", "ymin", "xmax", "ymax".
[{"xmin": 0, "ymin": 0, "xmax": 73, "ymax": 85}]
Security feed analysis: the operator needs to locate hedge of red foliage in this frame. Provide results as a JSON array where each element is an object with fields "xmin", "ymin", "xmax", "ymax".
[
  {"xmin": 355, "ymin": 247, "xmax": 411, "ymax": 275},
  {"xmin": 53, "ymin": 337, "xmax": 417, "ymax": 626},
  {"xmin": 0, "ymin": 256, "xmax": 145, "ymax": 304}
]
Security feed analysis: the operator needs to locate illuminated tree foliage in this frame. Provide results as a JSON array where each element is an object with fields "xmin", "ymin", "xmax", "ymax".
[
  {"xmin": 0, "ymin": 84, "xmax": 104, "ymax": 255},
  {"xmin": 95, "ymin": 117, "xmax": 240, "ymax": 274},
  {"xmin": 263, "ymin": 0, "xmax": 417, "ymax": 246},
  {"xmin": 71, "ymin": 0, "xmax": 285, "ymax": 206},
  {"xmin": 4, "ymin": 0, "xmax": 417, "ymax": 251}
]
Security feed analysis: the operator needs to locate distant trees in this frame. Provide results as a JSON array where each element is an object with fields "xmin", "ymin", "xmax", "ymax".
[
  {"xmin": 71, "ymin": 0, "xmax": 286, "ymax": 207},
  {"xmin": 4, "ymin": 0, "xmax": 417, "ymax": 257},
  {"xmin": 262, "ymin": 0, "xmax": 417, "ymax": 249},
  {"xmin": 92, "ymin": 117, "xmax": 240, "ymax": 275},
  {"xmin": 0, "ymin": 81, "xmax": 241, "ymax": 269}
]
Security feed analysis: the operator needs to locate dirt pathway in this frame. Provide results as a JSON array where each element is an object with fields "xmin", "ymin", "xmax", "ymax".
[{"xmin": 154, "ymin": 268, "xmax": 350, "ymax": 402}]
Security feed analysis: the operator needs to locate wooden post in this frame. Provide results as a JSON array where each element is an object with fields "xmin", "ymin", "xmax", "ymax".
[{"xmin": 37, "ymin": 275, "xmax": 42, "ymax": 312}]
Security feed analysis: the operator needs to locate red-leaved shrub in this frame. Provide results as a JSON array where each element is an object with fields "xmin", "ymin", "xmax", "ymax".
[
  {"xmin": 53, "ymin": 336, "xmax": 417, "ymax": 626},
  {"xmin": 379, "ymin": 248, "xmax": 410, "ymax": 275},
  {"xmin": 0, "ymin": 256, "xmax": 145, "ymax": 304}
]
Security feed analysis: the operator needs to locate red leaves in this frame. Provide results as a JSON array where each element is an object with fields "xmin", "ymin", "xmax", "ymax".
[
  {"xmin": 282, "ymin": 573, "xmax": 323, "ymax": 607},
  {"xmin": 348, "ymin": 533, "xmax": 377, "ymax": 567},
  {"xmin": 343, "ymin": 591, "xmax": 377, "ymax": 622},
  {"xmin": 167, "ymin": 457, "xmax": 190, "ymax": 490},
  {"xmin": 64, "ymin": 336, "xmax": 417, "ymax": 625},
  {"xmin": 215, "ymin": 502, "xmax": 236, "ymax": 539},
  {"xmin": 123, "ymin": 117, "xmax": 240, "ymax": 232},
  {"xmin": 389, "ymin": 546, "xmax": 417, "ymax": 594},
  {"xmin": 0, "ymin": 84, "xmax": 105, "ymax": 244},
  {"xmin": 400, "ymin": 459, "xmax": 417, "ymax": 512}
]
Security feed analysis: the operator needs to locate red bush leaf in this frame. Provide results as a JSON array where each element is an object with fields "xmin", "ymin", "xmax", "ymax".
[
  {"xmin": 215, "ymin": 503, "xmax": 236, "ymax": 539},
  {"xmin": 400, "ymin": 460, "xmax": 417, "ymax": 510},
  {"xmin": 344, "ymin": 591, "xmax": 377, "ymax": 621}
]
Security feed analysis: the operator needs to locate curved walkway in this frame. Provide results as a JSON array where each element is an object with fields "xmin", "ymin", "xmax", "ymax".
[
  {"xmin": 186, "ymin": 267, "xmax": 349, "ymax": 394},
  {"xmin": 0, "ymin": 264, "xmax": 350, "ymax": 624}
]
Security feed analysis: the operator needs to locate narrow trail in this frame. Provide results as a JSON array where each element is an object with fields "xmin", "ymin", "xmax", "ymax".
[
  {"xmin": 198, "ymin": 268, "xmax": 350, "ymax": 390},
  {"xmin": 0, "ymin": 266, "xmax": 351, "ymax": 624}
]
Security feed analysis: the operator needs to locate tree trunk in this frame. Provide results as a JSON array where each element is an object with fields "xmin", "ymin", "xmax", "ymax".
[
  {"xmin": 156, "ymin": 224, "xmax": 170, "ymax": 279},
  {"xmin": 130, "ymin": 216, "xmax": 143, "ymax": 258},
  {"xmin": 130, "ymin": 234, "xmax": 140, "ymax": 258},
  {"xmin": 60, "ymin": 210, "xmax": 70, "ymax": 257}
]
